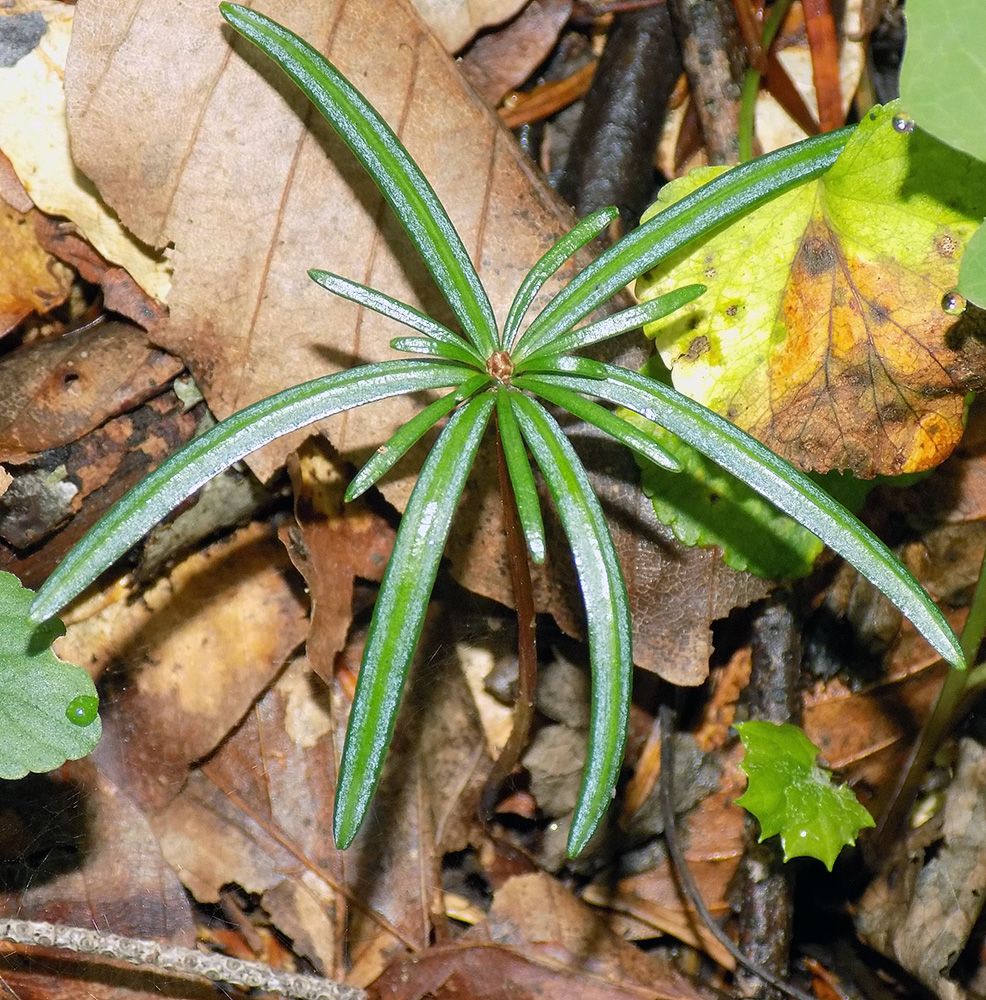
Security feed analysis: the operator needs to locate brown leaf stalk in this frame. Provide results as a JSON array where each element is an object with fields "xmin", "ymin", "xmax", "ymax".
[{"xmin": 482, "ymin": 416, "xmax": 539, "ymax": 816}]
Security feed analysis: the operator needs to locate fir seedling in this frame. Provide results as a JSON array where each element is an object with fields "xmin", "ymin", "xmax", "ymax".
[{"xmin": 18, "ymin": 6, "xmax": 965, "ymax": 857}]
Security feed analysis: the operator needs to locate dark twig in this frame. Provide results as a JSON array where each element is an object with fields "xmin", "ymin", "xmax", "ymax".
[
  {"xmin": 667, "ymin": 0, "xmax": 746, "ymax": 163},
  {"xmin": 737, "ymin": 592, "xmax": 802, "ymax": 1000},
  {"xmin": 558, "ymin": 2, "xmax": 682, "ymax": 232},
  {"xmin": 659, "ymin": 701, "xmax": 816, "ymax": 1000}
]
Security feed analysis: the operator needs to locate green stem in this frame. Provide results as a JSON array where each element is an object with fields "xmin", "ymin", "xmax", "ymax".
[
  {"xmin": 872, "ymin": 546, "xmax": 986, "ymax": 854},
  {"xmin": 738, "ymin": 0, "xmax": 796, "ymax": 162},
  {"xmin": 481, "ymin": 417, "xmax": 539, "ymax": 818}
]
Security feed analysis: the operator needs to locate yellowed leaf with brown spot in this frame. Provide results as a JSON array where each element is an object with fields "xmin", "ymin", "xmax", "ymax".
[{"xmin": 639, "ymin": 102, "xmax": 986, "ymax": 478}]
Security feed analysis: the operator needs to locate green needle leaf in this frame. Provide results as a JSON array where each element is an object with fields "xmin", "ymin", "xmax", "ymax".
[
  {"xmin": 513, "ymin": 375, "xmax": 681, "ymax": 472},
  {"xmin": 309, "ymin": 270, "xmax": 484, "ymax": 363},
  {"xmin": 508, "ymin": 393, "xmax": 632, "ymax": 857},
  {"xmin": 30, "ymin": 360, "xmax": 470, "ymax": 624},
  {"xmin": 496, "ymin": 391, "xmax": 546, "ymax": 564},
  {"xmin": 390, "ymin": 336, "xmax": 484, "ymax": 367},
  {"xmin": 221, "ymin": 4, "xmax": 498, "ymax": 356},
  {"xmin": 503, "ymin": 206, "xmax": 619, "ymax": 349},
  {"xmin": 735, "ymin": 721, "xmax": 875, "ymax": 871},
  {"xmin": 335, "ymin": 393, "xmax": 496, "ymax": 848},
  {"xmin": 514, "ymin": 127, "xmax": 852, "ymax": 358},
  {"xmin": 527, "ymin": 359, "xmax": 965, "ymax": 670},
  {"xmin": 346, "ymin": 375, "xmax": 491, "ymax": 500},
  {"xmin": 514, "ymin": 284, "xmax": 706, "ymax": 366},
  {"xmin": 0, "ymin": 571, "xmax": 101, "ymax": 779}
]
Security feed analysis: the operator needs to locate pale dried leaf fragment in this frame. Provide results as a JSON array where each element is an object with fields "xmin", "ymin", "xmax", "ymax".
[
  {"xmin": 857, "ymin": 738, "xmax": 986, "ymax": 1000},
  {"xmin": 0, "ymin": 2, "xmax": 170, "ymax": 301},
  {"xmin": 412, "ymin": 0, "xmax": 529, "ymax": 53}
]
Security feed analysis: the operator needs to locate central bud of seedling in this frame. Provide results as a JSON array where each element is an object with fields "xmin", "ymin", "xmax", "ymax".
[{"xmin": 486, "ymin": 349, "xmax": 514, "ymax": 383}]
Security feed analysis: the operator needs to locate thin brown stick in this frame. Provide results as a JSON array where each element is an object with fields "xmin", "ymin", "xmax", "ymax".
[
  {"xmin": 481, "ymin": 418, "xmax": 539, "ymax": 817},
  {"xmin": 658, "ymin": 702, "xmax": 816, "ymax": 1000},
  {"xmin": 0, "ymin": 918, "xmax": 362, "ymax": 1000}
]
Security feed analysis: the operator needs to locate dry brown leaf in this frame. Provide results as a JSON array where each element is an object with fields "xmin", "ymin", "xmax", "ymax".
[
  {"xmin": 0, "ymin": 759, "xmax": 201, "ymax": 1000},
  {"xmin": 33, "ymin": 215, "xmax": 168, "ymax": 329},
  {"xmin": 857, "ymin": 738, "xmax": 986, "ymax": 1000},
  {"xmin": 0, "ymin": 320, "xmax": 183, "ymax": 464},
  {"xmin": 459, "ymin": 0, "xmax": 573, "ymax": 105},
  {"xmin": 607, "ymin": 761, "xmax": 746, "ymax": 924},
  {"xmin": 0, "ymin": 465, "xmax": 10, "ymax": 499},
  {"xmin": 53, "ymin": 522, "xmax": 310, "ymax": 811},
  {"xmin": 0, "ymin": 2, "xmax": 170, "ymax": 302},
  {"xmin": 152, "ymin": 608, "xmax": 488, "ymax": 982},
  {"xmin": 0, "ymin": 148, "xmax": 32, "ymax": 213},
  {"xmin": 372, "ymin": 872, "xmax": 716, "ymax": 1000},
  {"xmin": 65, "ymin": 0, "xmax": 577, "ymax": 487},
  {"xmin": 281, "ymin": 436, "xmax": 396, "ymax": 685},
  {"xmin": 0, "ymin": 203, "xmax": 72, "ymax": 339},
  {"xmin": 151, "ymin": 656, "xmax": 348, "ymax": 976},
  {"xmin": 0, "ymin": 391, "xmax": 200, "ymax": 589}
]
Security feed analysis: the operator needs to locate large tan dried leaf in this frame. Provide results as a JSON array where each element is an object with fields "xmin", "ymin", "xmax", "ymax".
[
  {"xmin": 370, "ymin": 872, "xmax": 713, "ymax": 1000},
  {"xmin": 63, "ymin": 0, "xmax": 767, "ymax": 682},
  {"xmin": 0, "ymin": 2, "xmax": 170, "ymax": 302},
  {"xmin": 153, "ymin": 624, "xmax": 488, "ymax": 982}
]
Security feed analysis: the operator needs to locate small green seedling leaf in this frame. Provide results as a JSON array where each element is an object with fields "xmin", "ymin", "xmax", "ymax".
[
  {"xmin": 734, "ymin": 721, "xmax": 875, "ymax": 871},
  {"xmin": 0, "ymin": 571, "xmax": 101, "ymax": 779}
]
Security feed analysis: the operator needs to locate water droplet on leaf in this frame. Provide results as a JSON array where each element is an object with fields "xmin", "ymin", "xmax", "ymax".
[
  {"xmin": 66, "ymin": 695, "xmax": 98, "ymax": 726},
  {"xmin": 942, "ymin": 290, "xmax": 966, "ymax": 315},
  {"xmin": 892, "ymin": 113, "xmax": 915, "ymax": 134}
]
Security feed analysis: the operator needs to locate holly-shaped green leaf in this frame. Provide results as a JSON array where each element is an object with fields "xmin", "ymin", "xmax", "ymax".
[
  {"xmin": 0, "ymin": 571, "xmax": 100, "ymax": 779},
  {"xmin": 734, "ymin": 720, "xmax": 874, "ymax": 871}
]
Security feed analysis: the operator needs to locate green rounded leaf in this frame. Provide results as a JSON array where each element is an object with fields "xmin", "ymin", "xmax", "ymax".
[
  {"xmin": 0, "ymin": 571, "xmax": 101, "ymax": 779},
  {"xmin": 900, "ymin": 0, "xmax": 986, "ymax": 163}
]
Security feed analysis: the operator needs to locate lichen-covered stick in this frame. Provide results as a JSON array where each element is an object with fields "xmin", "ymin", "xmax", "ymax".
[{"xmin": 0, "ymin": 919, "xmax": 364, "ymax": 1000}]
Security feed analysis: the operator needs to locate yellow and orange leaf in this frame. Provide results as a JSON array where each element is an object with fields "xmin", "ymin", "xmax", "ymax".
[{"xmin": 638, "ymin": 102, "xmax": 986, "ymax": 478}]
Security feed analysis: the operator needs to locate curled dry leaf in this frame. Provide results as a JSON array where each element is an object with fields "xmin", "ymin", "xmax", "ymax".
[
  {"xmin": 459, "ymin": 0, "xmax": 573, "ymax": 105},
  {"xmin": 0, "ymin": 202, "xmax": 72, "ymax": 339},
  {"xmin": 857, "ymin": 738, "xmax": 986, "ymax": 1000},
  {"xmin": 281, "ymin": 436, "xmax": 396, "ymax": 686}
]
